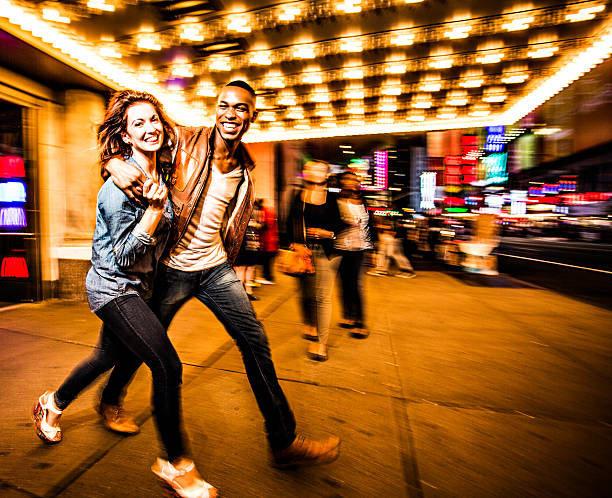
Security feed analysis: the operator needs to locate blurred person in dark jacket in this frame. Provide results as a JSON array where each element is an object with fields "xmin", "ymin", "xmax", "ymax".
[{"xmin": 286, "ymin": 160, "xmax": 346, "ymax": 361}]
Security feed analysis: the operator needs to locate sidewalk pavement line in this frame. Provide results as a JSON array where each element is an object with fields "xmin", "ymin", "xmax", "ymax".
[
  {"xmin": 42, "ymin": 437, "xmax": 129, "ymax": 498},
  {"xmin": 0, "ymin": 478, "xmax": 40, "ymax": 497},
  {"xmin": 383, "ymin": 315, "xmax": 424, "ymax": 498},
  {"xmin": 0, "ymin": 327, "xmax": 97, "ymax": 349},
  {"xmin": 496, "ymin": 253, "xmax": 612, "ymax": 274}
]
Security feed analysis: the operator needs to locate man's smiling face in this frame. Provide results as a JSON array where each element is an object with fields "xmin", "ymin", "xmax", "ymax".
[{"xmin": 215, "ymin": 85, "xmax": 257, "ymax": 144}]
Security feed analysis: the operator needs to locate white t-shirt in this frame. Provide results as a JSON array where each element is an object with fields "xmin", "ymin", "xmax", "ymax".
[
  {"xmin": 335, "ymin": 200, "xmax": 371, "ymax": 251},
  {"xmin": 164, "ymin": 165, "xmax": 243, "ymax": 271}
]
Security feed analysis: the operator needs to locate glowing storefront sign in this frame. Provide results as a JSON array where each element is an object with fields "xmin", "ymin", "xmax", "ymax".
[
  {"xmin": 474, "ymin": 152, "xmax": 508, "ymax": 186},
  {"xmin": 0, "ymin": 207, "xmax": 27, "ymax": 228},
  {"xmin": 0, "ymin": 156, "xmax": 25, "ymax": 177},
  {"xmin": 420, "ymin": 172, "xmax": 436, "ymax": 209},
  {"xmin": 1, "ymin": 256, "xmax": 29, "ymax": 278},
  {"xmin": 510, "ymin": 190, "xmax": 527, "ymax": 216},
  {"xmin": 0, "ymin": 181, "xmax": 26, "ymax": 202},
  {"xmin": 361, "ymin": 151, "xmax": 388, "ymax": 190},
  {"xmin": 444, "ymin": 155, "xmax": 462, "ymax": 185},
  {"xmin": 485, "ymin": 126, "xmax": 506, "ymax": 152},
  {"xmin": 372, "ymin": 209, "xmax": 402, "ymax": 217}
]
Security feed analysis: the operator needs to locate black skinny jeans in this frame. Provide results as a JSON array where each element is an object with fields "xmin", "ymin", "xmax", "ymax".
[
  {"xmin": 338, "ymin": 250, "xmax": 366, "ymax": 326},
  {"xmin": 54, "ymin": 294, "xmax": 186, "ymax": 462}
]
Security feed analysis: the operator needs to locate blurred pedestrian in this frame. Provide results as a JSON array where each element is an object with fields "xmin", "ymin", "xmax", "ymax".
[
  {"xmin": 234, "ymin": 198, "xmax": 263, "ymax": 300},
  {"xmin": 286, "ymin": 160, "xmax": 345, "ymax": 361},
  {"xmin": 104, "ymin": 81, "xmax": 340, "ymax": 489},
  {"xmin": 335, "ymin": 171, "xmax": 374, "ymax": 338},
  {"xmin": 33, "ymin": 90, "xmax": 217, "ymax": 496},
  {"xmin": 258, "ymin": 198, "xmax": 279, "ymax": 284},
  {"xmin": 369, "ymin": 222, "xmax": 416, "ymax": 278}
]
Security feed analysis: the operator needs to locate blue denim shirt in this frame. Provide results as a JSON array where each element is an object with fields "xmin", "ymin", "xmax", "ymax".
[{"xmin": 86, "ymin": 157, "xmax": 173, "ymax": 312}]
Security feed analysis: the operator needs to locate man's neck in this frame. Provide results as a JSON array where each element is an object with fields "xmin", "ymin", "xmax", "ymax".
[{"xmin": 212, "ymin": 128, "xmax": 241, "ymax": 174}]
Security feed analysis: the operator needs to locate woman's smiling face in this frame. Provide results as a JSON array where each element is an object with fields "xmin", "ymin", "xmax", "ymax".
[{"xmin": 123, "ymin": 101, "xmax": 164, "ymax": 154}]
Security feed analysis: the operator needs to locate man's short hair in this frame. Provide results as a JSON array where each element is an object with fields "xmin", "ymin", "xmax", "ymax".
[{"xmin": 224, "ymin": 80, "xmax": 256, "ymax": 97}]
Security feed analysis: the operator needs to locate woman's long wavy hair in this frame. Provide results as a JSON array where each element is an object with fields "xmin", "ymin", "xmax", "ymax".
[{"xmin": 97, "ymin": 89, "xmax": 176, "ymax": 179}]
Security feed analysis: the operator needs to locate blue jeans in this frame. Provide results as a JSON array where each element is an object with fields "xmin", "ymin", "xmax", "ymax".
[
  {"xmin": 55, "ymin": 294, "xmax": 186, "ymax": 461},
  {"xmin": 151, "ymin": 261, "xmax": 296, "ymax": 451}
]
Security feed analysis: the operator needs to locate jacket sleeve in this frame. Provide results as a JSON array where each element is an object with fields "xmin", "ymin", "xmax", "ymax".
[
  {"xmin": 98, "ymin": 184, "xmax": 158, "ymax": 269},
  {"xmin": 327, "ymin": 193, "xmax": 349, "ymax": 238}
]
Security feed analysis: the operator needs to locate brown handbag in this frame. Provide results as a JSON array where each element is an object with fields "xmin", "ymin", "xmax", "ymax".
[
  {"xmin": 277, "ymin": 196, "xmax": 315, "ymax": 277},
  {"xmin": 277, "ymin": 248, "xmax": 314, "ymax": 276}
]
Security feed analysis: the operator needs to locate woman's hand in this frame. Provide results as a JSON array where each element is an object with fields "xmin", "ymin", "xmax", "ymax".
[
  {"xmin": 106, "ymin": 158, "xmax": 146, "ymax": 199},
  {"xmin": 306, "ymin": 227, "xmax": 334, "ymax": 239},
  {"xmin": 142, "ymin": 179, "xmax": 168, "ymax": 212},
  {"xmin": 290, "ymin": 243, "xmax": 311, "ymax": 258}
]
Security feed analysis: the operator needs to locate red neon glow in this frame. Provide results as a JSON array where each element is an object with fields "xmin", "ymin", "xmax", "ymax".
[
  {"xmin": 1, "ymin": 256, "xmax": 29, "ymax": 278},
  {"xmin": 444, "ymin": 196, "xmax": 465, "ymax": 206},
  {"xmin": 461, "ymin": 135, "xmax": 478, "ymax": 146},
  {"xmin": 444, "ymin": 156, "xmax": 462, "ymax": 166},
  {"xmin": 0, "ymin": 156, "xmax": 25, "ymax": 178}
]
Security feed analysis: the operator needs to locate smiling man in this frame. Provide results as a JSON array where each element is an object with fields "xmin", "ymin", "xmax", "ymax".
[{"xmin": 105, "ymin": 81, "xmax": 340, "ymax": 487}]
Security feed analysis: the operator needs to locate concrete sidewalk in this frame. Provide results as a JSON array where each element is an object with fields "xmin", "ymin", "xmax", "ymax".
[{"xmin": 1, "ymin": 266, "xmax": 611, "ymax": 497}]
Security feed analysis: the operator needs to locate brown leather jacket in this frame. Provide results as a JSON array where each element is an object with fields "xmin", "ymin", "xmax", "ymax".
[{"xmin": 163, "ymin": 125, "xmax": 255, "ymax": 264}]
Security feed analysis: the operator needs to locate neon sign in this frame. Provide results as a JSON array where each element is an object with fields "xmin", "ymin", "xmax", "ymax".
[
  {"xmin": 360, "ymin": 151, "xmax": 388, "ymax": 190},
  {"xmin": 510, "ymin": 190, "xmax": 527, "ymax": 216},
  {"xmin": 0, "ymin": 181, "xmax": 27, "ymax": 202},
  {"xmin": 475, "ymin": 153, "xmax": 508, "ymax": 186},
  {"xmin": 0, "ymin": 207, "xmax": 27, "ymax": 227},
  {"xmin": 1, "ymin": 256, "xmax": 29, "ymax": 278},
  {"xmin": 420, "ymin": 172, "xmax": 436, "ymax": 209},
  {"xmin": 444, "ymin": 156, "xmax": 462, "ymax": 185},
  {"xmin": 485, "ymin": 126, "xmax": 506, "ymax": 153},
  {"xmin": 0, "ymin": 156, "xmax": 25, "ymax": 178}
]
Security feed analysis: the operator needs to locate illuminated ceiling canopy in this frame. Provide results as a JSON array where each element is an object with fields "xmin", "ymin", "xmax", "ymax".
[{"xmin": 1, "ymin": 0, "xmax": 611, "ymax": 142}]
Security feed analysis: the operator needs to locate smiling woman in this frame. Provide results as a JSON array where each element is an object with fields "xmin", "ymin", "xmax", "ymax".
[{"xmin": 98, "ymin": 89, "xmax": 176, "ymax": 178}]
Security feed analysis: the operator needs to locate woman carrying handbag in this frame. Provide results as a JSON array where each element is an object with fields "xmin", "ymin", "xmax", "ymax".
[{"xmin": 285, "ymin": 161, "xmax": 345, "ymax": 361}]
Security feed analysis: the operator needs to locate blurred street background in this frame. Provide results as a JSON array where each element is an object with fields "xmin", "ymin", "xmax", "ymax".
[{"xmin": 2, "ymin": 0, "xmax": 612, "ymax": 496}]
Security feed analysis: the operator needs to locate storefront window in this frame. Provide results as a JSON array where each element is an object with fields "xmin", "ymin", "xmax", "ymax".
[{"xmin": 0, "ymin": 99, "xmax": 40, "ymax": 301}]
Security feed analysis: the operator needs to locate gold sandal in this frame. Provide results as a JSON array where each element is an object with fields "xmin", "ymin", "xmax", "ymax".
[
  {"xmin": 32, "ymin": 391, "xmax": 62, "ymax": 444},
  {"xmin": 151, "ymin": 458, "xmax": 217, "ymax": 498}
]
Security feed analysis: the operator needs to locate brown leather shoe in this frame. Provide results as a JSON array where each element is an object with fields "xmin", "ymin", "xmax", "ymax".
[
  {"xmin": 98, "ymin": 403, "xmax": 139, "ymax": 435},
  {"xmin": 271, "ymin": 434, "xmax": 340, "ymax": 468}
]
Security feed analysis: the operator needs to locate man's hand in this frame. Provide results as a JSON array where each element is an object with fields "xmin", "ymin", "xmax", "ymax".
[{"xmin": 106, "ymin": 157, "xmax": 146, "ymax": 200}]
